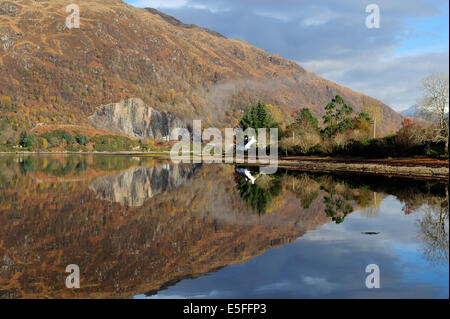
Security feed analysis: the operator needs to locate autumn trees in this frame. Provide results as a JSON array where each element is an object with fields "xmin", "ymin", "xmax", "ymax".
[
  {"xmin": 281, "ymin": 108, "xmax": 322, "ymax": 155},
  {"xmin": 323, "ymin": 95, "xmax": 354, "ymax": 138},
  {"xmin": 239, "ymin": 101, "xmax": 280, "ymax": 132},
  {"xmin": 278, "ymin": 94, "xmax": 447, "ymax": 158},
  {"xmin": 416, "ymin": 73, "xmax": 449, "ymax": 152},
  {"xmin": 322, "ymin": 95, "xmax": 380, "ymax": 140},
  {"xmin": 19, "ymin": 132, "xmax": 36, "ymax": 148},
  {"xmin": 0, "ymin": 95, "xmax": 14, "ymax": 112},
  {"xmin": 280, "ymin": 95, "xmax": 377, "ymax": 155}
]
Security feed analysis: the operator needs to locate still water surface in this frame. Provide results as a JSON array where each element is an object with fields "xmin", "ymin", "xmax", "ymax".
[{"xmin": 0, "ymin": 155, "xmax": 448, "ymax": 298}]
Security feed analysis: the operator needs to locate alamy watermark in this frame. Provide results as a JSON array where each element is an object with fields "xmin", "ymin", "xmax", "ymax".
[
  {"xmin": 365, "ymin": 264, "xmax": 380, "ymax": 288},
  {"xmin": 170, "ymin": 120, "xmax": 279, "ymax": 174},
  {"xmin": 65, "ymin": 264, "xmax": 80, "ymax": 289},
  {"xmin": 66, "ymin": 4, "xmax": 80, "ymax": 29},
  {"xmin": 365, "ymin": 4, "xmax": 380, "ymax": 29}
]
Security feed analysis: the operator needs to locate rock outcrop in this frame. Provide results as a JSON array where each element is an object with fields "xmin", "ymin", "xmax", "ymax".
[{"xmin": 88, "ymin": 98, "xmax": 184, "ymax": 139}]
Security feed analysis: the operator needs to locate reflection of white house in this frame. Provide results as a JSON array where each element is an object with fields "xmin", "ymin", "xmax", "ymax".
[
  {"xmin": 236, "ymin": 167, "xmax": 256, "ymax": 184},
  {"xmin": 236, "ymin": 136, "xmax": 257, "ymax": 152}
]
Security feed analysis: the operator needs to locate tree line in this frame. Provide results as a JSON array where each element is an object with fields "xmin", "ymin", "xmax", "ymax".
[{"xmin": 238, "ymin": 73, "xmax": 448, "ymax": 159}]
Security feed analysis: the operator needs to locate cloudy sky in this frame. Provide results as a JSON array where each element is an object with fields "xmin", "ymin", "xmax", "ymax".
[{"xmin": 125, "ymin": 0, "xmax": 449, "ymax": 112}]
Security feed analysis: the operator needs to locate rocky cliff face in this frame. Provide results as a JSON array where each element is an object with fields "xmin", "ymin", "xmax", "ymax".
[{"xmin": 88, "ymin": 98, "xmax": 184, "ymax": 139}]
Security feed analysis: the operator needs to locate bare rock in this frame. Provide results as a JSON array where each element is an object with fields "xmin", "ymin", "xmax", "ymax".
[{"xmin": 88, "ymin": 98, "xmax": 184, "ymax": 140}]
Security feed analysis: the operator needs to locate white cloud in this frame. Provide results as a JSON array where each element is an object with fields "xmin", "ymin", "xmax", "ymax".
[
  {"xmin": 302, "ymin": 276, "xmax": 339, "ymax": 295},
  {"xmin": 128, "ymin": 0, "xmax": 448, "ymax": 110},
  {"xmin": 302, "ymin": 9, "xmax": 337, "ymax": 26},
  {"xmin": 300, "ymin": 51, "xmax": 449, "ymax": 110}
]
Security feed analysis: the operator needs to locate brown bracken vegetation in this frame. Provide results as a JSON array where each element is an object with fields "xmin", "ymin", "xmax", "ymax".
[{"xmin": 1, "ymin": 0, "xmax": 409, "ymax": 142}]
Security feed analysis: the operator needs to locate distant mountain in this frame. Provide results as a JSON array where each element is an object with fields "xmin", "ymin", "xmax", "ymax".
[
  {"xmin": 400, "ymin": 105, "xmax": 418, "ymax": 118},
  {"xmin": 401, "ymin": 105, "xmax": 449, "ymax": 121},
  {"xmin": 0, "ymin": 0, "xmax": 408, "ymax": 138}
]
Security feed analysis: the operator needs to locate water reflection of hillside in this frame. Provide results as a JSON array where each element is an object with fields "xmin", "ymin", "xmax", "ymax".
[
  {"xmin": 0, "ymin": 155, "xmax": 447, "ymax": 298},
  {"xmin": 89, "ymin": 165, "xmax": 198, "ymax": 207}
]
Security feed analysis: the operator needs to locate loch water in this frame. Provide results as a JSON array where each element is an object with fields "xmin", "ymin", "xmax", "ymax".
[{"xmin": 0, "ymin": 155, "xmax": 448, "ymax": 299}]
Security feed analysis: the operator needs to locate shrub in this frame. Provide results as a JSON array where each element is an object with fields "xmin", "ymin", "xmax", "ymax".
[
  {"xmin": 90, "ymin": 135, "xmax": 140, "ymax": 152},
  {"xmin": 19, "ymin": 131, "xmax": 35, "ymax": 148},
  {"xmin": 75, "ymin": 134, "xmax": 89, "ymax": 146},
  {"xmin": 331, "ymin": 133, "xmax": 446, "ymax": 158},
  {"xmin": 0, "ymin": 95, "xmax": 14, "ymax": 111},
  {"xmin": 239, "ymin": 101, "xmax": 283, "ymax": 138},
  {"xmin": 40, "ymin": 130, "xmax": 76, "ymax": 147},
  {"xmin": 61, "ymin": 131, "xmax": 76, "ymax": 144}
]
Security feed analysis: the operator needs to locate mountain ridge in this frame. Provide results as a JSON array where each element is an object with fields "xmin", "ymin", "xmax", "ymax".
[{"xmin": 0, "ymin": 0, "xmax": 408, "ymax": 138}]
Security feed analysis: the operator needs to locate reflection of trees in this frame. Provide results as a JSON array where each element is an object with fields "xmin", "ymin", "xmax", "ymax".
[
  {"xmin": 235, "ymin": 173, "xmax": 282, "ymax": 215},
  {"xmin": 284, "ymin": 174, "xmax": 319, "ymax": 209},
  {"xmin": 323, "ymin": 190, "xmax": 354, "ymax": 224},
  {"xmin": 43, "ymin": 157, "xmax": 88, "ymax": 176},
  {"xmin": 10, "ymin": 155, "xmax": 153, "ymax": 177},
  {"xmin": 418, "ymin": 192, "xmax": 449, "ymax": 265},
  {"xmin": 393, "ymin": 180, "xmax": 446, "ymax": 212},
  {"xmin": 316, "ymin": 177, "xmax": 357, "ymax": 225},
  {"xmin": 234, "ymin": 169, "xmax": 448, "ymax": 228},
  {"xmin": 361, "ymin": 192, "xmax": 382, "ymax": 218},
  {"xmin": 19, "ymin": 157, "xmax": 36, "ymax": 174},
  {"xmin": 18, "ymin": 155, "xmax": 88, "ymax": 176}
]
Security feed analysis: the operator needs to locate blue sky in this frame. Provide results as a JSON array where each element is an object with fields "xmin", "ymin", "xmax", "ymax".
[
  {"xmin": 395, "ymin": 4, "xmax": 449, "ymax": 54},
  {"xmin": 125, "ymin": 0, "xmax": 449, "ymax": 111}
]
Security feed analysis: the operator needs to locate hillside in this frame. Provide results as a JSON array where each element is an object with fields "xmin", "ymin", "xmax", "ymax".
[{"xmin": 0, "ymin": 0, "xmax": 407, "ymax": 140}]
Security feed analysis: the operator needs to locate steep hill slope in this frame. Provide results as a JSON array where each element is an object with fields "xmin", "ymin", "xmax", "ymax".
[{"xmin": 0, "ymin": 0, "xmax": 406, "ymax": 138}]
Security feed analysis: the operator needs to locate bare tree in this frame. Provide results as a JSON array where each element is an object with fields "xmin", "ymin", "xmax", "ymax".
[
  {"xmin": 365, "ymin": 105, "xmax": 383, "ymax": 138},
  {"xmin": 418, "ymin": 192, "xmax": 449, "ymax": 265},
  {"xmin": 416, "ymin": 73, "xmax": 449, "ymax": 151},
  {"xmin": 361, "ymin": 192, "xmax": 383, "ymax": 218}
]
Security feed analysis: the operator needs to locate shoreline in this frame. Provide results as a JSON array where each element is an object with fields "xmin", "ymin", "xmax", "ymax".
[
  {"xmin": 271, "ymin": 159, "xmax": 448, "ymax": 180},
  {"xmin": 1, "ymin": 152, "xmax": 448, "ymax": 180}
]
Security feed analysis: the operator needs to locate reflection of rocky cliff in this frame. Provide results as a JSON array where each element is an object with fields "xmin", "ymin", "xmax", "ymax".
[
  {"xmin": 88, "ymin": 164, "xmax": 197, "ymax": 207},
  {"xmin": 0, "ymin": 156, "xmax": 446, "ymax": 299},
  {"xmin": 0, "ymin": 162, "xmax": 331, "ymax": 299}
]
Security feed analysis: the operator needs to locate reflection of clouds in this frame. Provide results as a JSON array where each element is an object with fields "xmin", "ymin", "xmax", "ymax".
[
  {"xmin": 301, "ymin": 276, "xmax": 339, "ymax": 296},
  {"xmin": 315, "ymin": 196, "xmax": 427, "ymax": 246},
  {"xmin": 145, "ymin": 197, "xmax": 448, "ymax": 299},
  {"xmin": 254, "ymin": 280, "xmax": 294, "ymax": 293}
]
